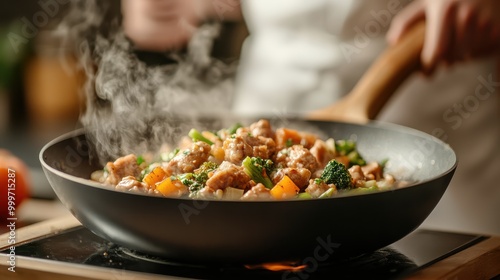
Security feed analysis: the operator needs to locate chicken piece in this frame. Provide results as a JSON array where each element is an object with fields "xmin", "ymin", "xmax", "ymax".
[
  {"xmin": 104, "ymin": 154, "xmax": 141, "ymax": 185},
  {"xmin": 241, "ymin": 183, "xmax": 272, "ymax": 200},
  {"xmin": 305, "ymin": 179, "xmax": 332, "ymax": 198},
  {"xmin": 361, "ymin": 162, "xmax": 382, "ymax": 181},
  {"xmin": 116, "ymin": 175, "xmax": 146, "ymax": 191},
  {"xmin": 165, "ymin": 141, "xmax": 211, "ymax": 175},
  {"xmin": 244, "ymin": 134, "xmax": 276, "ymax": 160},
  {"xmin": 274, "ymin": 145, "xmax": 319, "ymax": 172},
  {"xmin": 115, "ymin": 176, "xmax": 160, "ymax": 195},
  {"xmin": 271, "ymin": 168, "xmax": 311, "ymax": 190},
  {"xmin": 223, "ymin": 136, "xmax": 253, "ymax": 165},
  {"xmin": 249, "ymin": 119, "xmax": 275, "ymax": 139},
  {"xmin": 223, "ymin": 134, "xmax": 276, "ymax": 165},
  {"xmin": 348, "ymin": 165, "xmax": 365, "ymax": 187},
  {"xmin": 205, "ymin": 161, "xmax": 251, "ymax": 190},
  {"xmin": 310, "ymin": 139, "xmax": 335, "ymax": 169}
]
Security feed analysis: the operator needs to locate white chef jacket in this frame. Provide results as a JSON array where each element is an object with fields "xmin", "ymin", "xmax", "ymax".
[{"xmin": 233, "ymin": 0, "xmax": 500, "ymax": 235}]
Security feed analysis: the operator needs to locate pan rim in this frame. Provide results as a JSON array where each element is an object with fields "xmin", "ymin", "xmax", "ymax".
[{"xmin": 39, "ymin": 119, "xmax": 457, "ymax": 203}]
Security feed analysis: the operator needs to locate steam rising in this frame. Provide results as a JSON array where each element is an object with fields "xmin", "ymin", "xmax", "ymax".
[{"xmin": 55, "ymin": 0, "xmax": 235, "ymax": 164}]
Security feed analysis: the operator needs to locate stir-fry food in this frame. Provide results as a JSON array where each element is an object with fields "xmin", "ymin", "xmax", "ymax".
[{"xmin": 91, "ymin": 119, "xmax": 396, "ymax": 200}]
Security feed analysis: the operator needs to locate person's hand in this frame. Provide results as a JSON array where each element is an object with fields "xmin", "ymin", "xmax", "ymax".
[
  {"xmin": 387, "ymin": 0, "xmax": 500, "ymax": 73},
  {"xmin": 122, "ymin": 0, "xmax": 242, "ymax": 52},
  {"xmin": 122, "ymin": 0, "xmax": 208, "ymax": 51}
]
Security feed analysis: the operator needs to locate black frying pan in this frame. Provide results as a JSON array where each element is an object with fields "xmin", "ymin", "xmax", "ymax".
[
  {"xmin": 40, "ymin": 22, "xmax": 455, "ymax": 264},
  {"xmin": 39, "ymin": 117, "xmax": 456, "ymax": 264}
]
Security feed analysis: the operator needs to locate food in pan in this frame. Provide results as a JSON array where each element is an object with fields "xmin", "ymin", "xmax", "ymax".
[{"xmin": 91, "ymin": 119, "xmax": 397, "ymax": 200}]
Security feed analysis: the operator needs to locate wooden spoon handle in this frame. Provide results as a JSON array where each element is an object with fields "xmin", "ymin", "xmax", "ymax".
[{"xmin": 308, "ymin": 21, "xmax": 426, "ymax": 123}]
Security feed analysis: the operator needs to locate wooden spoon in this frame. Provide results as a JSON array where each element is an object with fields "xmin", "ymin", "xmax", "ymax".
[{"xmin": 308, "ymin": 21, "xmax": 426, "ymax": 123}]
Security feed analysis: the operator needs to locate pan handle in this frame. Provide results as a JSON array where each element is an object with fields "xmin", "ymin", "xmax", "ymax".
[{"xmin": 308, "ymin": 21, "xmax": 425, "ymax": 123}]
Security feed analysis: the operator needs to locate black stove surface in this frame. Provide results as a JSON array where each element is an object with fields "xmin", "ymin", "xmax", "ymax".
[{"xmin": 2, "ymin": 226, "xmax": 486, "ymax": 279}]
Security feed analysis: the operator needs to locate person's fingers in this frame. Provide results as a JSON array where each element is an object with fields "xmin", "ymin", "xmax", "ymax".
[
  {"xmin": 386, "ymin": 0, "xmax": 425, "ymax": 45},
  {"xmin": 388, "ymin": 0, "xmax": 500, "ymax": 71},
  {"xmin": 122, "ymin": 0, "xmax": 200, "ymax": 51},
  {"xmin": 477, "ymin": 11, "xmax": 500, "ymax": 57},
  {"xmin": 452, "ymin": 3, "xmax": 475, "ymax": 62},
  {"xmin": 146, "ymin": 1, "xmax": 179, "ymax": 21},
  {"xmin": 469, "ymin": 12, "xmax": 492, "ymax": 57},
  {"xmin": 487, "ymin": 23, "xmax": 500, "ymax": 54},
  {"xmin": 421, "ymin": 1, "xmax": 456, "ymax": 73}
]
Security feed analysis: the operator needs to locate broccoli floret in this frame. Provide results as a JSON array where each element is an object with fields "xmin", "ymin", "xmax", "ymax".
[
  {"xmin": 188, "ymin": 128, "xmax": 214, "ymax": 145},
  {"xmin": 320, "ymin": 159, "xmax": 353, "ymax": 190},
  {"xmin": 178, "ymin": 173, "xmax": 199, "ymax": 191},
  {"xmin": 336, "ymin": 140, "xmax": 366, "ymax": 167},
  {"xmin": 335, "ymin": 140, "xmax": 356, "ymax": 155},
  {"xmin": 242, "ymin": 156, "xmax": 274, "ymax": 189},
  {"xmin": 255, "ymin": 157, "xmax": 274, "ymax": 176},
  {"xmin": 347, "ymin": 151, "xmax": 366, "ymax": 166},
  {"xmin": 196, "ymin": 161, "xmax": 219, "ymax": 176},
  {"xmin": 178, "ymin": 161, "xmax": 219, "ymax": 192}
]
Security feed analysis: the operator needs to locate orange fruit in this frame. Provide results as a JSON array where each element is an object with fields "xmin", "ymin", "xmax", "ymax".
[{"xmin": 0, "ymin": 149, "xmax": 31, "ymax": 219}]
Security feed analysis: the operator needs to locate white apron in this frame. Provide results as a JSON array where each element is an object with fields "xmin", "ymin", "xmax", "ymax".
[{"xmin": 233, "ymin": 0, "xmax": 500, "ymax": 235}]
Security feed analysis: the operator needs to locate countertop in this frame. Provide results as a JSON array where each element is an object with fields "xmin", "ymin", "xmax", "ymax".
[{"xmin": 0, "ymin": 213, "xmax": 499, "ymax": 280}]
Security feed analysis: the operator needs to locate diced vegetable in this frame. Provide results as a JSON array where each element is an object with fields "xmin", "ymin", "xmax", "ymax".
[
  {"xmin": 296, "ymin": 192, "xmax": 312, "ymax": 199},
  {"xmin": 228, "ymin": 123, "xmax": 243, "ymax": 134},
  {"xmin": 364, "ymin": 180, "xmax": 377, "ymax": 188},
  {"xmin": 211, "ymin": 146, "xmax": 225, "ymax": 162},
  {"xmin": 202, "ymin": 131, "xmax": 220, "ymax": 143},
  {"xmin": 142, "ymin": 166, "xmax": 166, "ymax": 187},
  {"xmin": 379, "ymin": 158, "xmax": 389, "ymax": 171},
  {"xmin": 276, "ymin": 128, "xmax": 318, "ymax": 148},
  {"xmin": 275, "ymin": 128, "xmax": 301, "ymax": 148},
  {"xmin": 156, "ymin": 177, "xmax": 184, "ymax": 197},
  {"xmin": 188, "ymin": 128, "xmax": 214, "ymax": 145},
  {"xmin": 224, "ymin": 187, "xmax": 245, "ymax": 200},
  {"xmin": 160, "ymin": 148, "xmax": 179, "ymax": 162},
  {"xmin": 335, "ymin": 140, "xmax": 366, "ymax": 167},
  {"xmin": 271, "ymin": 175, "xmax": 300, "ymax": 200},
  {"xmin": 242, "ymin": 156, "xmax": 274, "ymax": 189},
  {"xmin": 319, "ymin": 187, "xmax": 337, "ymax": 198},
  {"xmin": 325, "ymin": 138, "xmax": 336, "ymax": 154},
  {"xmin": 349, "ymin": 185, "xmax": 378, "ymax": 195},
  {"xmin": 347, "ymin": 151, "xmax": 366, "ymax": 166},
  {"xmin": 136, "ymin": 155, "xmax": 145, "ymax": 165},
  {"xmin": 335, "ymin": 140, "xmax": 356, "ymax": 155}
]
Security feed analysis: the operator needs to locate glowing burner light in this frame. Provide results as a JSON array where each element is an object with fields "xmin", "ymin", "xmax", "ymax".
[{"xmin": 245, "ymin": 261, "xmax": 307, "ymax": 272}]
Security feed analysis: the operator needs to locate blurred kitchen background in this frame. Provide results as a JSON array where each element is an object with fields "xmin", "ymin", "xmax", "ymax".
[{"xmin": 0, "ymin": 0, "xmax": 247, "ymax": 226}]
